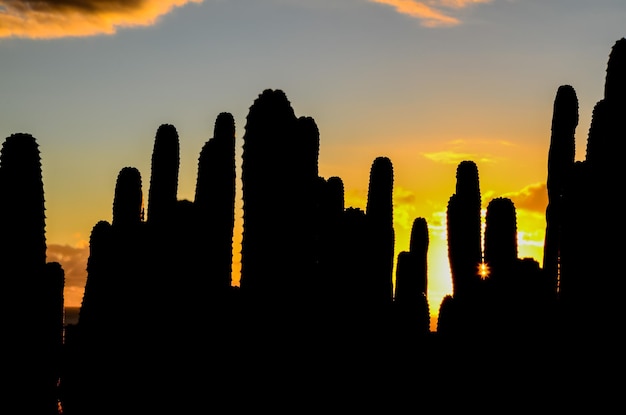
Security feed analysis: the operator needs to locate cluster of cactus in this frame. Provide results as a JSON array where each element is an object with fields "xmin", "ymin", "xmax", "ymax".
[
  {"xmin": 238, "ymin": 89, "xmax": 428, "ymax": 337},
  {"xmin": 394, "ymin": 217, "xmax": 430, "ymax": 336},
  {"xmin": 446, "ymin": 160, "xmax": 482, "ymax": 299},
  {"xmin": 10, "ymin": 37, "xmax": 626, "ymax": 410},
  {"xmin": 439, "ymin": 161, "xmax": 552, "ymax": 339},
  {"xmin": 62, "ymin": 114, "xmax": 238, "ymax": 413},
  {"xmin": 552, "ymin": 38, "xmax": 626, "ymax": 338}
]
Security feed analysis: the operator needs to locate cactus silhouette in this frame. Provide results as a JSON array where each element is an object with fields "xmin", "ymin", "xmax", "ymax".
[
  {"xmin": 0, "ymin": 133, "xmax": 47, "ymax": 267},
  {"xmin": 0, "ymin": 133, "xmax": 64, "ymax": 414},
  {"xmin": 543, "ymin": 85, "xmax": 578, "ymax": 296},
  {"xmin": 147, "ymin": 124, "xmax": 179, "ymax": 225},
  {"xmin": 365, "ymin": 156, "xmax": 395, "ymax": 307},
  {"xmin": 112, "ymin": 166, "xmax": 144, "ymax": 228},
  {"xmin": 77, "ymin": 220, "xmax": 114, "ymax": 331},
  {"xmin": 559, "ymin": 38, "xmax": 626, "ymax": 338},
  {"xmin": 240, "ymin": 89, "xmax": 321, "ymax": 319},
  {"xmin": 395, "ymin": 217, "xmax": 429, "ymax": 301},
  {"xmin": 484, "ymin": 197, "xmax": 517, "ymax": 281},
  {"xmin": 446, "ymin": 160, "xmax": 482, "ymax": 299},
  {"xmin": 394, "ymin": 217, "xmax": 430, "ymax": 336},
  {"xmin": 315, "ymin": 175, "xmax": 346, "ymax": 316},
  {"xmin": 195, "ymin": 112, "xmax": 236, "ymax": 292}
]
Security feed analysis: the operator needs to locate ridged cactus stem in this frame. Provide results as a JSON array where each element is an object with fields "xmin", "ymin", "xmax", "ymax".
[
  {"xmin": 366, "ymin": 156, "xmax": 395, "ymax": 306},
  {"xmin": 543, "ymin": 84, "xmax": 578, "ymax": 294}
]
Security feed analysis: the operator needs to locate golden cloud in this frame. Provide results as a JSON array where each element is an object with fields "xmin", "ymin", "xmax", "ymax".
[
  {"xmin": 503, "ymin": 182, "xmax": 547, "ymax": 214},
  {"xmin": 368, "ymin": 0, "xmax": 492, "ymax": 27},
  {"xmin": 422, "ymin": 150, "xmax": 496, "ymax": 165},
  {"xmin": 47, "ymin": 243, "xmax": 89, "ymax": 307},
  {"xmin": 0, "ymin": 0, "xmax": 204, "ymax": 39}
]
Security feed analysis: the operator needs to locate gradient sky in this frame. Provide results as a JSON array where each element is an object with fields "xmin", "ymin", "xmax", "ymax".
[{"xmin": 1, "ymin": 0, "xmax": 624, "ymax": 327}]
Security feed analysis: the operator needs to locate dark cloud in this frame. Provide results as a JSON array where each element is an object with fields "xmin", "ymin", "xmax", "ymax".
[
  {"xmin": 4, "ymin": 0, "xmax": 145, "ymax": 14},
  {"xmin": 0, "ymin": 0, "xmax": 203, "ymax": 39}
]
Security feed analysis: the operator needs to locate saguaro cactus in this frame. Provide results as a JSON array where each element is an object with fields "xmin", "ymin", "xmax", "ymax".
[
  {"xmin": 543, "ymin": 84, "xmax": 578, "ymax": 296},
  {"xmin": 366, "ymin": 156, "xmax": 395, "ymax": 307},
  {"xmin": 0, "ymin": 132, "xmax": 64, "ymax": 414},
  {"xmin": 195, "ymin": 112, "xmax": 236, "ymax": 292},
  {"xmin": 562, "ymin": 38, "xmax": 626, "ymax": 337},
  {"xmin": 0, "ymin": 133, "xmax": 47, "ymax": 268},
  {"xmin": 394, "ymin": 217, "xmax": 430, "ymax": 336},
  {"xmin": 147, "ymin": 123, "xmax": 179, "ymax": 226},
  {"xmin": 447, "ymin": 160, "xmax": 482, "ymax": 299},
  {"xmin": 240, "ymin": 89, "xmax": 320, "ymax": 310},
  {"xmin": 112, "ymin": 166, "xmax": 143, "ymax": 228},
  {"xmin": 395, "ymin": 217, "xmax": 429, "ymax": 302},
  {"xmin": 484, "ymin": 197, "xmax": 518, "ymax": 281}
]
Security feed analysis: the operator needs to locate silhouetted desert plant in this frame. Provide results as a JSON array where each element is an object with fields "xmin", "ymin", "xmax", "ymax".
[
  {"xmin": 147, "ymin": 123, "xmax": 179, "ymax": 225},
  {"xmin": 543, "ymin": 84, "xmax": 578, "ymax": 296},
  {"xmin": 394, "ymin": 217, "xmax": 430, "ymax": 336},
  {"xmin": 0, "ymin": 133, "xmax": 47, "ymax": 267},
  {"xmin": 240, "ymin": 89, "xmax": 321, "ymax": 325},
  {"xmin": 195, "ymin": 112, "xmax": 236, "ymax": 293},
  {"xmin": 446, "ymin": 160, "xmax": 482, "ymax": 299},
  {"xmin": 0, "ymin": 132, "xmax": 64, "ymax": 414},
  {"xmin": 112, "ymin": 166, "xmax": 143, "ymax": 228},
  {"xmin": 365, "ymin": 156, "xmax": 395, "ymax": 308},
  {"xmin": 484, "ymin": 197, "xmax": 517, "ymax": 281}
]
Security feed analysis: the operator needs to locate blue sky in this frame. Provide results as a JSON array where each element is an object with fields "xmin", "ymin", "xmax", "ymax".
[{"xmin": 1, "ymin": 0, "xmax": 624, "ymax": 317}]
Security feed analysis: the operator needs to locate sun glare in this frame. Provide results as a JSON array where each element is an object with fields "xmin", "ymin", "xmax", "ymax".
[{"xmin": 478, "ymin": 261, "xmax": 490, "ymax": 279}]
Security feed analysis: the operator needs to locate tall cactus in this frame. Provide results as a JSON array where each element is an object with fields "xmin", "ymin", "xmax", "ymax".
[
  {"xmin": 195, "ymin": 112, "xmax": 236, "ymax": 292},
  {"xmin": 147, "ymin": 123, "xmax": 179, "ymax": 226},
  {"xmin": 447, "ymin": 160, "xmax": 482, "ymax": 299},
  {"xmin": 112, "ymin": 166, "xmax": 143, "ymax": 228},
  {"xmin": 563, "ymin": 38, "xmax": 626, "ymax": 337},
  {"xmin": 78, "ymin": 220, "xmax": 114, "ymax": 330},
  {"xmin": 0, "ymin": 133, "xmax": 47, "ymax": 268},
  {"xmin": 240, "ymin": 89, "xmax": 320, "ymax": 311},
  {"xmin": 366, "ymin": 156, "xmax": 395, "ymax": 307},
  {"xmin": 394, "ymin": 217, "xmax": 430, "ymax": 336},
  {"xmin": 0, "ymin": 132, "xmax": 64, "ymax": 414},
  {"xmin": 395, "ymin": 217, "xmax": 429, "ymax": 302},
  {"xmin": 543, "ymin": 84, "xmax": 578, "ymax": 297},
  {"xmin": 484, "ymin": 197, "xmax": 518, "ymax": 282}
]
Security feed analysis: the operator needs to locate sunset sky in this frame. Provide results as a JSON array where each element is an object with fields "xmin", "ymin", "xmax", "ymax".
[{"xmin": 1, "ymin": 0, "xmax": 624, "ymax": 326}]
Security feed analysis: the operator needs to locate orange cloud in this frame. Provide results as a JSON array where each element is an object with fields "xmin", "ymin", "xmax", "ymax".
[
  {"xmin": 503, "ymin": 182, "xmax": 547, "ymax": 214},
  {"xmin": 369, "ymin": 0, "xmax": 459, "ymax": 27},
  {"xmin": 368, "ymin": 0, "xmax": 492, "ymax": 27},
  {"xmin": 47, "ymin": 243, "xmax": 89, "ymax": 307},
  {"xmin": 0, "ymin": 0, "xmax": 204, "ymax": 39}
]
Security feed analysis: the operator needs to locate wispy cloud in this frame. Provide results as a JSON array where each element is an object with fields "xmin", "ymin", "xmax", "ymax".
[
  {"xmin": 0, "ymin": 0, "xmax": 203, "ymax": 39},
  {"xmin": 368, "ymin": 0, "xmax": 493, "ymax": 27},
  {"xmin": 422, "ymin": 150, "xmax": 496, "ymax": 165}
]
